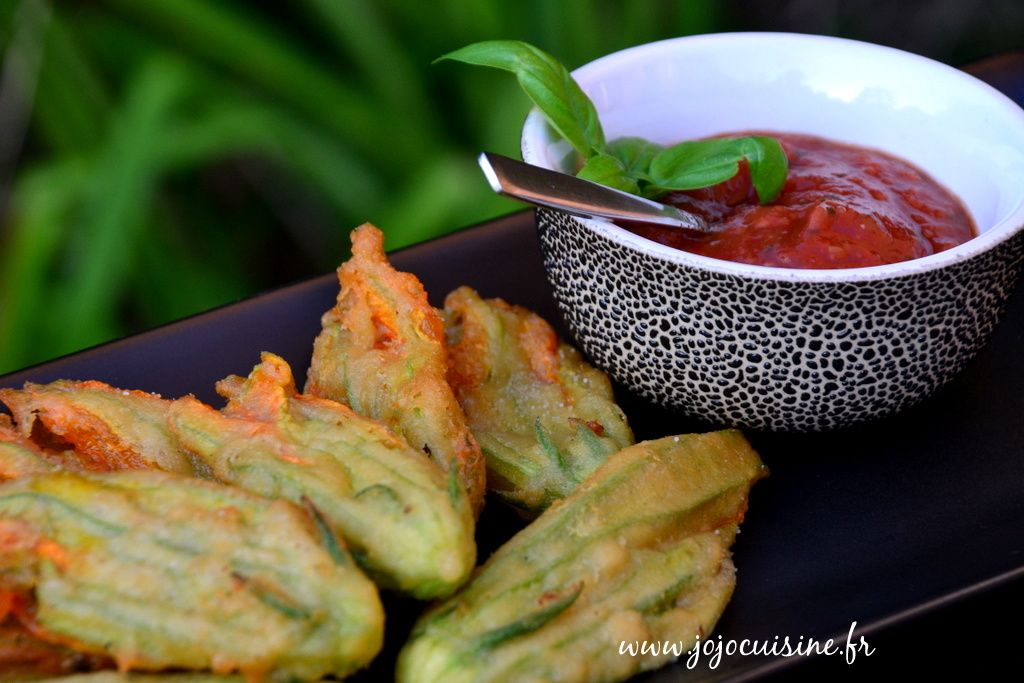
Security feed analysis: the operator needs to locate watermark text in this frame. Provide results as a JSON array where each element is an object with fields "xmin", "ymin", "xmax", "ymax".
[{"xmin": 618, "ymin": 621, "xmax": 875, "ymax": 669}]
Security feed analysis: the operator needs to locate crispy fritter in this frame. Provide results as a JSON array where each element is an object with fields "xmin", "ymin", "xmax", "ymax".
[
  {"xmin": 168, "ymin": 352, "xmax": 476, "ymax": 599},
  {"xmin": 444, "ymin": 287, "xmax": 634, "ymax": 513},
  {"xmin": 0, "ymin": 470, "xmax": 383, "ymax": 681},
  {"xmin": 0, "ymin": 617, "xmax": 110, "ymax": 680},
  {"xmin": 0, "ymin": 382, "xmax": 193, "ymax": 474},
  {"xmin": 0, "ymin": 416, "xmax": 62, "ymax": 481},
  {"xmin": 305, "ymin": 224, "xmax": 486, "ymax": 516},
  {"xmin": 0, "ymin": 442, "xmax": 59, "ymax": 482},
  {"xmin": 398, "ymin": 431, "xmax": 767, "ymax": 683},
  {"xmin": 0, "ymin": 419, "xmax": 108, "ymax": 680}
]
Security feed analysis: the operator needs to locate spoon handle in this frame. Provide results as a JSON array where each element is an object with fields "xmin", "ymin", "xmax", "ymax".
[{"xmin": 478, "ymin": 152, "xmax": 710, "ymax": 232}]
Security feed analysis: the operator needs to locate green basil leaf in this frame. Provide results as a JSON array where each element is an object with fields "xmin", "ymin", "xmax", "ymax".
[
  {"xmin": 439, "ymin": 40, "xmax": 789, "ymax": 206},
  {"xmin": 737, "ymin": 136, "xmax": 788, "ymax": 204},
  {"xmin": 576, "ymin": 153, "xmax": 640, "ymax": 194},
  {"xmin": 606, "ymin": 137, "xmax": 662, "ymax": 177},
  {"xmin": 648, "ymin": 138, "xmax": 746, "ymax": 191},
  {"xmin": 436, "ymin": 41, "xmax": 605, "ymax": 157},
  {"xmin": 648, "ymin": 137, "xmax": 788, "ymax": 204}
]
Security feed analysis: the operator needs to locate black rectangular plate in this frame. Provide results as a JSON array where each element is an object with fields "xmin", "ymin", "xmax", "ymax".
[{"xmin": 2, "ymin": 210, "xmax": 1022, "ymax": 680}]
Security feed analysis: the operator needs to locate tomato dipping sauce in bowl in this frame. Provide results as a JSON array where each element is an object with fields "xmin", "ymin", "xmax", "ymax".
[
  {"xmin": 522, "ymin": 33, "xmax": 1024, "ymax": 431},
  {"xmin": 630, "ymin": 132, "xmax": 977, "ymax": 269}
]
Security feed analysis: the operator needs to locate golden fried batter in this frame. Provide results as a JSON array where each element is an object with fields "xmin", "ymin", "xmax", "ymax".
[
  {"xmin": 0, "ymin": 382, "xmax": 193, "ymax": 474},
  {"xmin": 0, "ymin": 415, "xmax": 62, "ymax": 481},
  {"xmin": 0, "ymin": 470, "xmax": 383, "ymax": 680},
  {"xmin": 0, "ymin": 605, "xmax": 112, "ymax": 679},
  {"xmin": 169, "ymin": 352, "xmax": 476, "ymax": 598},
  {"xmin": 398, "ymin": 431, "xmax": 767, "ymax": 683},
  {"xmin": 444, "ymin": 287, "xmax": 634, "ymax": 513},
  {"xmin": 305, "ymin": 224, "xmax": 486, "ymax": 515},
  {"xmin": 0, "ymin": 418, "xmax": 111, "ymax": 679}
]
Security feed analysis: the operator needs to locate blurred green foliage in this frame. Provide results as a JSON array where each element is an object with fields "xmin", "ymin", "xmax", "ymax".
[
  {"xmin": 1, "ymin": 0, "xmax": 1020, "ymax": 375},
  {"xmin": 0, "ymin": 0, "xmax": 726, "ymax": 375}
]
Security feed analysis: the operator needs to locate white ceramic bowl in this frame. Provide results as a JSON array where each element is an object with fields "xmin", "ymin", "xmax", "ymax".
[{"xmin": 522, "ymin": 33, "xmax": 1024, "ymax": 431}]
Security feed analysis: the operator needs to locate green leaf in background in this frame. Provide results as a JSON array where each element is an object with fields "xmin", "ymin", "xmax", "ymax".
[
  {"xmin": 647, "ymin": 136, "xmax": 788, "ymax": 203},
  {"xmin": 0, "ymin": 2, "xmax": 781, "ymax": 375},
  {"xmin": 0, "ymin": 161, "xmax": 88, "ymax": 367},
  {"xmin": 48, "ymin": 57, "xmax": 188, "ymax": 350},
  {"xmin": 437, "ymin": 40, "xmax": 606, "ymax": 157},
  {"xmin": 104, "ymin": 0, "xmax": 435, "ymax": 169},
  {"xmin": 575, "ymin": 154, "xmax": 639, "ymax": 194}
]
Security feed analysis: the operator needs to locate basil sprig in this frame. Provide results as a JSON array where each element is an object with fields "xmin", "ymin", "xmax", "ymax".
[{"xmin": 438, "ymin": 41, "xmax": 788, "ymax": 204}]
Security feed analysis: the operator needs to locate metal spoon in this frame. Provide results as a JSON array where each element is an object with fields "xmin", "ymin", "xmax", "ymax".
[{"xmin": 478, "ymin": 152, "xmax": 712, "ymax": 233}]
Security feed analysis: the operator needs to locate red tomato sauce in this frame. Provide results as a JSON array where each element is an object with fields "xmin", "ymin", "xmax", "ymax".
[{"xmin": 626, "ymin": 132, "xmax": 976, "ymax": 269}]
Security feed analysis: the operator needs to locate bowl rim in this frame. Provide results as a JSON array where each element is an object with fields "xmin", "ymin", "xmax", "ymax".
[{"xmin": 521, "ymin": 32, "xmax": 1024, "ymax": 283}]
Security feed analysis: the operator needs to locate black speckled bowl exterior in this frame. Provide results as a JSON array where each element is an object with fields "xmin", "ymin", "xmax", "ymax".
[{"xmin": 537, "ymin": 208, "xmax": 1024, "ymax": 431}]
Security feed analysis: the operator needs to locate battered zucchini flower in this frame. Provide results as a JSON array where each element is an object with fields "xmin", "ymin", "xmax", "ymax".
[
  {"xmin": 0, "ymin": 414, "xmax": 63, "ymax": 480},
  {"xmin": 0, "ymin": 381, "xmax": 195, "ymax": 474},
  {"xmin": 168, "ymin": 352, "xmax": 476, "ymax": 599},
  {"xmin": 0, "ymin": 470, "xmax": 383, "ymax": 680},
  {"xmin": 398, "ymin": 430, "xmax": 767, "ymax": 683},
  {"xmin": 306, "ymin": 224, "xmax": 487, "ymax": 516},
  {"xmin": 444, "ymin": 286, "xmax": 634, "ymax": 514}
]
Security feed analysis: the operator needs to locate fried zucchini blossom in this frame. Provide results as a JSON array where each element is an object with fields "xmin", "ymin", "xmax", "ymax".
[
  {"xmin": 168, "ymin": 352, "xmax": 476, "ymax": 599},
  {"xmin": 444, "ymin": 286, "xmax": 633, "ymax": 514},
  {"xmin": 0, "ymin": 381, "xmax": 195, "ymax": 474},
  {"xmin": 398, "ymin": 431, "xmax": 767, "ymax": 683},
  {"xmin": 0, "ymin": 470, "xmax": 383, "ymax": 680},
  {"xmin": 306, "ymin": 224, "xmax": 487, "ymax": 516}
]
